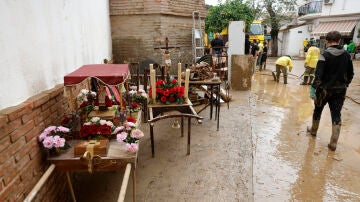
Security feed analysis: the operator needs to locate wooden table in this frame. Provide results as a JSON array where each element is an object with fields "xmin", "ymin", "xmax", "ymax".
[
  {"xmin": 48, "ymin": 140, "xmax": 137, "ymax": 202},
  {"xmin": 184, "ymin": 79, "xmax": 221, "ymax": 131},
  {"xmin": 147, "ymin": 99, "xmax": 203, "ymax": 157}
]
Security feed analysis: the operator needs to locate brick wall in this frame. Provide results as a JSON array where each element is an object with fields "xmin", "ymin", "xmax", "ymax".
[
  {"xmin": 110, "ymin": 0, "xmax": 207, "ymax": 72},
  {"xmin": 0, "ymin": 84, "xmax": 71, "ymax": 201}
]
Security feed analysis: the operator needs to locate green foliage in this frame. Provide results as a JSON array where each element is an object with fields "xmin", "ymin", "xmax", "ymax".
[{"xmin": 205, "ymin": 0, "xmax": 255, "ymax": 33}]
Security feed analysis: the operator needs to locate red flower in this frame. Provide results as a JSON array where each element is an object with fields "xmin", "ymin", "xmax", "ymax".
[
  {"xmin": 98, "ymin": 125, "xmax": 111, "ymax": 135},
  {"xmin": 172, "ymin": 79, "xmax": 177, "ymax": 84},
  {"xmin": 163, "ymin": 90, "xmax": 170, "ymax": 97},
  {"xmin": 179, "ymin": 86, "xmax": 185, "ymax": 93},
  {"xmin": 169, "ymin": 96, "xmax": 175, "ymax": 102},
  {"xmin": 80, "ymin": 125, "xmax": 91, "ymax": 137},
  {"xmin": 177, "ymin": 93, "xmax": 184, "ymax": 98},
  {"xmin": 156, "ymin": 80, "xmax": 164, "ymax": 87},
  {"xmin": 61, "ymin": 117, "xmax": 71, "ymax": 125},
  {"xmin": 79, "ymin": 101, "xmax": 88, "ymax": 108},
  {"xmin": 131, "ymin": 102, "xmax": 140, "ymax": 108},
  {"xmin": 161, "ymin": 96, "xmax": 167, "ymax": 103},
  {"xmin": 127, "ymin": 117, "xmax": 137, "ymax": 123}
]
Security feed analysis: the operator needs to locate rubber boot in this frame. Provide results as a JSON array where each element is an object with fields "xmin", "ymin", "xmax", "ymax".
[
  {"xmin": 308, "ymin": 76, "xmax": 314, "ymax": 85},
  {"xmin": 272, "ymin": 71, "xmax": 277, "ymax": 81},
  {"xmin": 284, "ymin": 75, "xmax": 287, "ymax": 84},
  {"xmin": 328, "ymin": 124, "xmax": 341, "ymax": 151},
  {"xmin": 307, "ymin": 120, "xmax": 320, "ymax": 136},
  {"xmin": 276, "ymin": 72, "xmax": 281, "ymax": 83},
  {"xmin": 301, "ymin": 76, "xmax": 309, "ymax": 85}
]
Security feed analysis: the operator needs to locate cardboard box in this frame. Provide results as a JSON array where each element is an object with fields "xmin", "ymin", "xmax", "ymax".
[{"xmin": 74, "ymin": 139, "xmax": 109, "ymax": 157}]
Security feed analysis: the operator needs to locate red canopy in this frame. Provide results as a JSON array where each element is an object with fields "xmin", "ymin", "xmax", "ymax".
[{"xmin": 64, "ymin": 64, "xmax": 129, "ymax": 86}]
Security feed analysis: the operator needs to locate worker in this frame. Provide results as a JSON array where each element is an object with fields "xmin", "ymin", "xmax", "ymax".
[
  {"xmin": 275, "ymin": 55, "xmax": 293, "ymax": 84},
  {"xmin": 301, "ymin": 42, "xmax": 320, "ymax": 85}
]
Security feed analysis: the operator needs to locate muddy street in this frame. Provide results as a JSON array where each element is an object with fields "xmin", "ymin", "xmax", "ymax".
[
  {"xmin": 74, "ymin": 58, "xmax": 360, "ymax": 201},
  {"xmin": 252, "ymin": 58, "xmax": 360, "ymax": 201}
]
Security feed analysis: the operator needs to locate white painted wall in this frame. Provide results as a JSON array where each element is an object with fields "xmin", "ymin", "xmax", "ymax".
[
  {"xmin": 279, "ymin": 25, "xmax": 310, "ymax": 57},
  {"xmin": 321, "ymin": 0, "xmax": 360, "ymax": 16},
  {"xmin": 0, "ymin": 0, "xmax": 112, "ymax": 109},
  {"xmin": 228, "ymin": 21, "xmax": 245, "ymax": 83}
]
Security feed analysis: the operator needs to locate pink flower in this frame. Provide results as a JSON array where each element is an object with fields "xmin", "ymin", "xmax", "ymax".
[
  {"xmin": 43, "ymin": 136, "xmax": 54, "ymax": 149},
  {"xmin": 124, "ymin": 122, "xmax": 136, "ymax": 128},
  {"xmin": 44, "ymin": 126, "xmax": 56, "ymax": 135},
  {"xmin": 38, "ymin": 132, "xmax": 48, "ymax": 142},
  {"xmin": 57, "ymin": 126, "xmax": 70, "ymax": 133},
  {"xmin": 131, "ymin": 129, "xmax": 144, "ymax": 139},
  {"xmin": 53, "ymin": 135, "xmax": 65, "ymax": 148},
  {"xmin": 116, "ymin": 132, "xmax": 128, "ymax": 142},
  {"xmin": 100, "ymin": 120, "xmax": 107, "ymax": 125},
  {"xmin": 113, "ymin": 126, "xmax": 124, "ymax": 134},
  {"xmin": 126, "ymin": 143, "xmax": 138, "ymax": 153}
]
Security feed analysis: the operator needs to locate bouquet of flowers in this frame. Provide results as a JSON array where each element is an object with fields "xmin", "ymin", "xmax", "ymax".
[
  {"xmin": 80, "ymin": 117, "xmax": 115, "ymax": 139},
  {"xmin": 149, "ymin": 79, "xmax": 185, "ymax": 104},
  {"xmin": 77, "ymin": 89, "xmax": 97, "ymax": 115},
  {"xmin": 38, "ymin": 126, "xmax": 71, "ymax": 153},
  {"xmin": 113, "ymin": 122, "xmax": 144, "ymax": 152},
  {"xmin": 129, "ymin": 89, "xmax": 148, "ymax": 103}
]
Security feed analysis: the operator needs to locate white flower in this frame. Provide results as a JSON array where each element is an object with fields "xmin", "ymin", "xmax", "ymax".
[
  {"xmin": 139, "ymin": 89, "xmax": 145, "ymax": 93},
  {"xmin": 80, "ymin": 89, "xmax": 89, "ymax": 94},
  {"xmin": 141, "ymin": 92, "xmax": 148, "ymax": 98},
  {"xmin": 90, "ymin": 91, "xmax": 97, "ymax": 97},
  {"xmin": 91, "ymin": 117, "xmax": 100, "ymax": 123},
  {"xmin": 106, "ymin": 121, "xmax": 114, "ymax": 127},
  {"xmin": 99, "ymin": 120, "xmax": 107, "ymax": 125},
  {"xmin": 129, "ymin": 90, "xmax": 137, "ymax": 95},
  {"xmin": 84, "ymin": 122, "xmax": 91, "ymax": 125}
]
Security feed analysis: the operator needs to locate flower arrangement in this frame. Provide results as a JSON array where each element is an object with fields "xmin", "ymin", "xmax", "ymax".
[
  {"xmin": 129, "ymin": 89, "xmax": 147, "ymax": 103},
  {"xmin": 113, "ymin": 122, "xmax": 144, "ymax": 152},
  {"xmin": 80, "ymin": 117, "xmax": 115, "ymax": 139},
  {"xmin": 38, "ymin": 126, "xmax": 71, "ymax": 153},
  {"xmin": 149, "ymin": 79, "xmax": 185, "ymax": 104},
  {"xmin": 77, "ymin": 89, "xmax": 97, "ymax": 115}
]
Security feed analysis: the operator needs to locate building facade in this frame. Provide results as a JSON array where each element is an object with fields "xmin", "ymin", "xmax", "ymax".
[
  {"xmin": 110, "ymin": 0, "xmax": 207, "ymax": 72},
  {"xmin": 279, "ymin": 0, "xmax": 360, "ymax": 56}
]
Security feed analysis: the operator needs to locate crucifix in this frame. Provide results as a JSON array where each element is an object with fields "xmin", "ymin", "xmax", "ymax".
[{"xmin": 155, "ymin": 37, "xmax": 180, "ymax": 83}]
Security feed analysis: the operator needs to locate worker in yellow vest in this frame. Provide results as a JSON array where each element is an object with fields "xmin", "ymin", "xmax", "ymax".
[
  {"xmin": 275, "ymin": 55, "xmax": 293, "ymax": 84},
  {"xmin": 301, "ymin": 43, "xmax": 320, "ymax": 85}
]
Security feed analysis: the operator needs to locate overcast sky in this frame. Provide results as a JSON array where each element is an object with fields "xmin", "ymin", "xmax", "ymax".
[{"xmin": 205, "ymin": 0, "xmax": 225, "ymax": 6}]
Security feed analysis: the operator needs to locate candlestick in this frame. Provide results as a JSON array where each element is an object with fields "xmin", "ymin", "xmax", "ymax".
[
  {"xmin": 150, "ymin": 64, "xmax": 153, "ymax": 72},
  {"xmin": 178, "ymin": 63, "xmax": 182, "ymax": 86},
  {"xmin": 184, "ymin": 69, "xmax": 190, "ymax": 101},
  {"xmin": 150, "ymin": 69, "xmax": 156, "ymax": 103}
]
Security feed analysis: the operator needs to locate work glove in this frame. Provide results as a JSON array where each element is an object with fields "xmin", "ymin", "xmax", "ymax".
[{"xmin": 310, "ymin": 85, "xmax": 316, "ymax": 100}]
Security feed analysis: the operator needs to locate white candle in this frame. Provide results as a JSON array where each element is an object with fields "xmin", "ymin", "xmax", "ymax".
[
  {"xmin": 184, "ymin": 69, "xmax": 190, "ymax": 101},
  {"xmin": 150, "ymin": 69, "xmax": 156, "ymax": 103},
  {"xmin": 150, "ymin": 64, "xmax": 153, "ymax": 72},
  {"xmin": 177, "ymin": 63, "xmax": 182, "ymax": 86}
]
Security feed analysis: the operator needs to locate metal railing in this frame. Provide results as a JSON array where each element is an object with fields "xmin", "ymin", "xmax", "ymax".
[{"xmin": 298, "ymin": 0, "xmax": 322, "ymax": 16}]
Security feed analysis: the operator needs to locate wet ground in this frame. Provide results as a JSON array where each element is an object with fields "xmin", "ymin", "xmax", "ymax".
[{"xmin": 74, "ymin": 58, "xmax": 360, "ymax": 201}]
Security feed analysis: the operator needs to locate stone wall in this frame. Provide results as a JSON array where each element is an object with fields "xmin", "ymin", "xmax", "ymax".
[
  {"xmin": 110, "ymin": 0, "xmax": 207, "ymax": 73},
  {"xmin": 0, "ymin": 85, "xmax": 71, "ymax": 201}
]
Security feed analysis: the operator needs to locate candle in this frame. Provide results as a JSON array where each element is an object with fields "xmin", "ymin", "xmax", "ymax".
[
  {"xmin": 178, "ymin": 63, "xmax": 182, "ymax": 86},
  {"xmin": 184, "ymin": 69, "xmax": 190, "ymax": 101},
  {"xmin": 150, "ymin": 69, "xmax": 156, "ymax": 103},
  {"xmin": 150, "ymin": 64, "xmax": 153, "ymax": 72}
]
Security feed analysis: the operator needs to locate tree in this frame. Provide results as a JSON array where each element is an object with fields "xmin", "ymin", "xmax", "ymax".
[
  {"xmin": 256, "ymin": 0, "xmax": 297, "ymax": 56},
  {"xmin": 205, "ymin": 0, "xmax": 255, "ymax": 34}
]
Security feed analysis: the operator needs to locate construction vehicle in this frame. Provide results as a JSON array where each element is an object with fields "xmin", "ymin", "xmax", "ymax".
[{"xmin": 249, "ymin": 20, "xmax": 264, "ymax": 43}]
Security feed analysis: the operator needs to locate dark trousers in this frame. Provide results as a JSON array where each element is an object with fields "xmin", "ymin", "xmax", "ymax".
[{"xmin": 313, "ymin": 88, "xmax": 346, "ymax": 125}]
